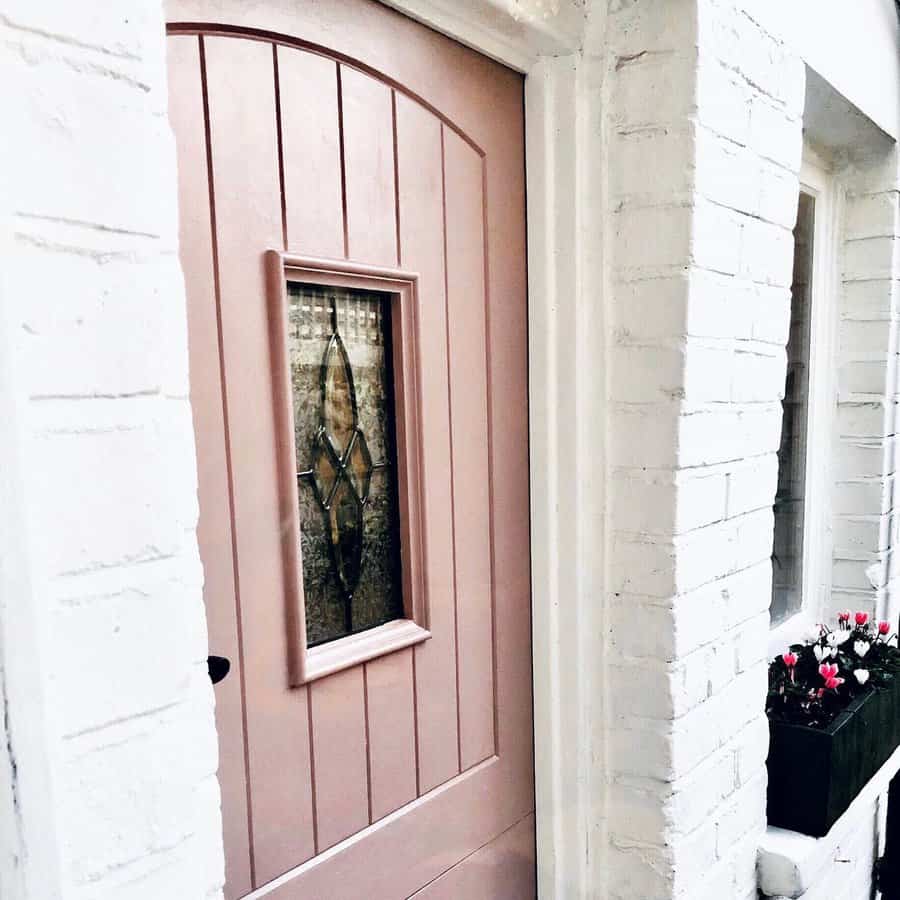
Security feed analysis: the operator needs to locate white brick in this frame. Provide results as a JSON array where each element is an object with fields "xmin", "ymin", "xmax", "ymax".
[
  {"xmin": 691, "ymin": 200, "xmax": 742, "ymax": 274},
  {"xmin": 612, "ymin": 51, "xmax": 696, "ymax": 129},
  {"xmin": 845, "ymin": 191, "xmax": 899, "ymax": 241},
  {"xmin": 844, "ymin": 237, "xmax": 899, "ymax": 281},
  {"xmin": 618, "ymin": 204, "xmax": 693, "ymax": 272},
  {"xmin": 738, "ymin": 216, "xmax": 794, "ymax": 286},
  {"xmin": 695, "ymin": 58, "xmax": 752, "ymax": 145},
  {"xmin": 747, "ymin": 93, "xmax": 802, "ymax": 171},
  {"xmin": 613, "ymin": 125, "xmax": 694, "ymax": 204}
]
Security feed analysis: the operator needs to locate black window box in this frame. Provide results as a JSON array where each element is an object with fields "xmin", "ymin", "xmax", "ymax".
[{"xmin": 767, "ymin": 680, "xmax": 900, "ymax": 837}]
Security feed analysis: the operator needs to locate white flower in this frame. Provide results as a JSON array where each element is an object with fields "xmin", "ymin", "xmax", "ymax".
[
  {"xmin": 853, "ymin": 640, "xmax": 870, "ymax": 657},
  {"xmin": 814, "ymin": 644, "xmax": 828, "ymax": 662},
  {"xmin": 833, "ymin": 630, "xmax": 852, "ymax": 646},
  {"xmin": 854, "ymin": 669, "xmax": 870, "ymax": 685}
]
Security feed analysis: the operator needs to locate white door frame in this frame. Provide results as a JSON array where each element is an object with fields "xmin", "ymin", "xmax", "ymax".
[{"xmin": 378, "ymin": 3, "xmax": 605, "ymax": 896}]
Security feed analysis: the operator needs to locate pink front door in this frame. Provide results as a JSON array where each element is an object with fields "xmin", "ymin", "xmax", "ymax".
[{"xmin": 166, "ymin": 2, "xmax": 533, "ymax": 896}]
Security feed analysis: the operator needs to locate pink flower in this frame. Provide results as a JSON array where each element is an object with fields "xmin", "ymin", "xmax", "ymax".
[
  {"xmin": 856, "ymin": 612, "xmax": 869, "ymax": 626},
  {"xmin": 819, "ymin": 662, "xmax": 839, "ymax": 680},
  {"xmin": 838, "ymin": 610, "xmax": 851, "ymax": 624},
  {"xmin": 782, "ymin": 652, "xmax": 798, "ymax": 668},
  {"xmin": 824, "ymin": 676, "xmax": 845, "ymax": 690},
  {"xmin": 879, "ymin": 621, "xmax": 891, "ymax": 636}
]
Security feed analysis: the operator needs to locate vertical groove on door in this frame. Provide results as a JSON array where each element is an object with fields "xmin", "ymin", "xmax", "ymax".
[
  {"xmin": 411, "ymin": 648, "xmax": 421, "ymax": 797},
  {"xmin": 440, "ymin": 125, "xmax": 464, "ymax": 778},
  {"xmin": 201, "ymin": 36, "xmax": 258, "ymax": 889},
  {"xmin": 392, "ymin": 90, "xmax": 402, "ymax": 266},
  {"xmin": 336, "ymin": 62, "xmax": 350, "ymax": 259},
  {"xmin": 272, "ymin": 44, "xmax": 288, "ymax": 251},
  {"xmin": 307, "ymin": 688, "xmax": 320, "ymax": 855},
  {"xmin": 442, "ymin": 127, "xmax": 496, "ymax": 772},
  {"xmin": 480, "ymin": 154, "xmax": 501, "ymax": 758},
  {"xmin": 362, "ymin": 663, "xmax": 374, "ymax": 825},
  {"xmin": 168, "ymin": 33, "xmax": 254, "ymax": 900},
  {"xmin": 396, "ymin": 95, "xmax": 460, "ymax": 795},
  {"xmin": 204, "ymin": 34, "xmax": 315, "ymax": 885}
]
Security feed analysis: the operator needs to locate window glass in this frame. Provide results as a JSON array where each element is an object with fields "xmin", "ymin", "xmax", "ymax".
[
  {"xmin": 771, "ymin": 192, "xmax": 815, "ymax": 625},
  {"xmin": 287, "ymin": 282, "xmax": 404, "ymax": 646}
]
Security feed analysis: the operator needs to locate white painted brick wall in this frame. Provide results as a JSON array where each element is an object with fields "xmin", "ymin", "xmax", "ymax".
[
  {"xmin": 604, "ymin": 1, "xmax": 802, "ymax": 897},
  {"xmin": 0, "ymin": 1, "xmax": 896, "ymax": 899},
  {"xmin": 0, "ymin": 2, "xmax": 223, "ymax": 898}
]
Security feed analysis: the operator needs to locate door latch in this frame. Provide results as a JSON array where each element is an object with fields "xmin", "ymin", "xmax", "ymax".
[{"xmin": 208, "ymin": 655, "xmax": 231, "ymax": 685}]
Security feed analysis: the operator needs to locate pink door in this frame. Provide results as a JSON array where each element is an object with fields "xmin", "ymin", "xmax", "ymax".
[{"xmin": 166, "ymin": 2, "xmax": 532, "ymax": 897}]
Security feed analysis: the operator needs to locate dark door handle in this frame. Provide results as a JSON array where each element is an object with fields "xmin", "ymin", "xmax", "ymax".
[{"xmin": 208, "ymin": 655, "xmax": 231, "ymax": 685}]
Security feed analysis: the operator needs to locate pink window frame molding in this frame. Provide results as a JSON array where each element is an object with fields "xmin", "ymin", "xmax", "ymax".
[{"xmin": 265, "ymin": 251, "xmax": 431, "ymax": 686}]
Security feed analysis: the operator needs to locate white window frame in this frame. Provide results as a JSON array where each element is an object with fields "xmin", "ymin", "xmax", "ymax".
[{"xmin": 768, "ymin": 147, "xmax": 842, "ymax": 659}]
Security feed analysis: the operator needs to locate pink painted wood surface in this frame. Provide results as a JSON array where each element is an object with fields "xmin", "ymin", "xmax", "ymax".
[
  {"xmin": 167, "ymin": 2, "xmax": 533, "ymax": 895},
  {"xmin": 261, "ymin": 758, "xmax": 523, "ymax": 900},
  {"xmin": 442, "ymin": 127, "xmax": 495, "ymax": 771},
  {"xmin": 276, "ymin": 47, "xmax": 344, "ymax": 259},
  {"xmin": 366, "ymin": 648, "xmax": 417, "ymax": 821},
  {"xmin": 409, "ymin": 813, "xmax": 536, "ymax": 899},
  {"xmin": 166, "ymin": 34, "xmax": 252, "ymax": 900},
  {"xmin": 203, "ymin": 35, "xmax": 316, "ymax": 884},
  {"xmin": 340, "ymin": 64, "xmax": 398, "ymax": 265},
  {"xmin": 310, "ymin": 666, "xmax": 369, "ymax": 850},
  {"xmin": 395, "ymin": 93, "xmax": 460, "ymax": 793}
]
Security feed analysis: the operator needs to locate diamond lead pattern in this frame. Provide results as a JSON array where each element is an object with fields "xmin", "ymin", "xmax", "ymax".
[{"xmin": 303, "ymin": 312, "xmax": 377, "ymax": 602}]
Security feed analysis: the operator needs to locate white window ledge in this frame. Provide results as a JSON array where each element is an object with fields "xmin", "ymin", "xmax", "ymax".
[{"xmin": 758, "ymin": 743, "xmax": 900, "ymax": 898}]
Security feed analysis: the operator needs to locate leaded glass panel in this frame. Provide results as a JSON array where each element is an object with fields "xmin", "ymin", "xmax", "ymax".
[{"xmin": 287, "ymin": 282, "xmax": 404, "ymax": 646}]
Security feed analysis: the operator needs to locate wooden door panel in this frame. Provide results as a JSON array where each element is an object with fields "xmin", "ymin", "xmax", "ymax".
[
  {"xmin": 277, "ymin": 47, "xmax": 344, "ymax": 259},
  {"xmin": 263, "ymin": 760, "xmax": 522, "ymax": 900},
  {"xmin": 167, "ymin": 34, "xmax": 253, "ymax": 900},
  {"xmin": 442, "ymin": 128, "xmax": 495, "ymax": 771},
  {"xmin": 203, "ymin": 34, "xmax": 317, "ymax": 883},
  {"xmin": 341, "ymin": 65, "xmax": 398, "ymax": 266},
  {"xmin": 167, "ymin": 2, "xmax": 532, "ymax": 894},
  {"xmin": 366, "ymin": 648, "xmax": 418, "ymax": 821},
  {"xmin": 394, "ymin": 93, "xmax": 460, "ymax": 794},
  {"xmin": 310, "ymin": 667, "xmax": 370, "ymax": 851},
  {"xmin": 408, "ymin": 814, "xmax": 537, "ymax": 899}
]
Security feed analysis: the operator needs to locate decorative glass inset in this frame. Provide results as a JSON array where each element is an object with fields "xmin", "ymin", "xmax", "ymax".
[{"xmin": 287, "ymin": 282, "xmax": 404, "ymax": 646}]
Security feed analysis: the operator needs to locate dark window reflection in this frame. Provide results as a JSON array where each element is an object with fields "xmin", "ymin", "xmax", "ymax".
[{"xmin": 772, "ymin": 192, "xmax": 814, "ymax": 625}]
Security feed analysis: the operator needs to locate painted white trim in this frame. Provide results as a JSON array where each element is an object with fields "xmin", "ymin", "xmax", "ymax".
[
  {"xmin": 525, "ymin": 51, "xmax": 607, "ymax": 898},
  {"xmin": 758, "ymin": 740, "xmax": 900, "ymax": 898},
  {"xmin": 769, "ymin": 151, "xmax": 841, "ymax": 658},
  {"xmin": 376, "ymin": 0, "xmax": 584, "ymax": 71},
  {"xmin": 372, "ymin": 3, "xmax": 598, "ymax": 896}
]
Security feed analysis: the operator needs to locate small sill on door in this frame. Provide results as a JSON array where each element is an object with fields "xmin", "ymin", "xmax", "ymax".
[{"xmin": 301, "ymin": 619, "xmax": 431, "ymax": 685}]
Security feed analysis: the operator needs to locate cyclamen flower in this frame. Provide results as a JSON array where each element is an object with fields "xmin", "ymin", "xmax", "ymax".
[
  {"xmin": 824, "ymin": 676, "xmax": 845, "ymax": 690},
  {"xmin": 854, "ymin": 669, "xmax": 870, "ymax": 685},
  {"xmin": 856, "ymin": 612, "xmax": 869, "ymax": 626},
  {"xmin": 819, "ymin": 662, "xmax": 839, "ymax": 680},
  {"xmin": 814, "ymin": 644, "xmax": 836, "ymax": 662},
  {"xmin": 838, "ymin": 610, "xmax": 851, "ymax": 625},
  {"xmin": 806, "ymin": 625, "xmax": 824, "ymax": 643},
  {"xmin": 854, "ymin": 639, "xmax": 871, "ymax": 657},
  {"xmin": 879, "ymin": 621, "xmax": 891, "ymax": 636},
  {"xmin": 827, "ymin": 630, "xmax": 852, "ymax": 647},
  {"xmin": 782, "ymin": 652, "xmax": 798, "ymax": 668}
]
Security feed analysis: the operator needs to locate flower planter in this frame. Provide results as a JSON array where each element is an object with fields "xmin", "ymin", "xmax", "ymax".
[{"xmin": 767, "ymin": 678, "xmax": 900, "ymax": 837}]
